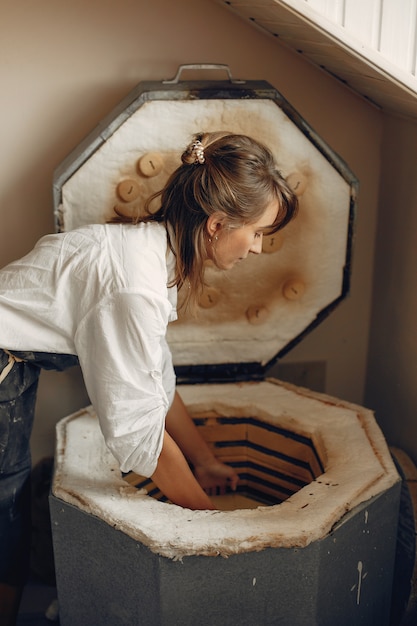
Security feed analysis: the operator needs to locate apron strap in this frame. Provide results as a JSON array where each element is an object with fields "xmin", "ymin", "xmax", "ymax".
[{"xmin": 0, "ymin": 349, "xmax": 25, "ymax": 384}]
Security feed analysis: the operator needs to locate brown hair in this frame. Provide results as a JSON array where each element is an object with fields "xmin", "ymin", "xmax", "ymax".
[{"xmin": 111, "ymin": 131, "xmax": 298, "ymax": 307}]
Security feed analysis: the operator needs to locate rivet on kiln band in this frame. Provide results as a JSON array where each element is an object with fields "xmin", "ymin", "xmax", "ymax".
[
  {"xmin": 116, "ymin": 178, "xmax": 142, "ymax": 202},
  {"xmin": 286, "ymin": 171, "xmax": 308, "ymax": 196},
  {"xmin": 282, "ymin": 279, "xmax": 306, "ymax": 301},
  {"xmin": 137, "ymin": 152, "xmax": 164, "ymax": 177},
  {"xmin": 246, "ymin": 305, "xmax": 269, "ymax": 325}
]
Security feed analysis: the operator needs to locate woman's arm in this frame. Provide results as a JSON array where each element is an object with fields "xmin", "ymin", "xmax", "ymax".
[
  {"xmin": 163, "ymin": 391, "xmax": 239, "ymax": 492},
  {"xmin": 151, "ymin": 391, "xmax": 239, "ymax": 509},
  {"xmin": 151, "ymin": 430, "xmax": 215, "ymax": 510}
]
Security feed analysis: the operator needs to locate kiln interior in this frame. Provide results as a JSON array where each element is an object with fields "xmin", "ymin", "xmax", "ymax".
[{"xmin": 124, "ymin": 411, "xmax": 324, "ymax": 509}]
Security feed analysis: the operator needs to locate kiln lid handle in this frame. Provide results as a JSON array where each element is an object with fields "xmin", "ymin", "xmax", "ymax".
[{"xmin": 163, "ymin": 64, "xmax": 245, "ymax": 84}]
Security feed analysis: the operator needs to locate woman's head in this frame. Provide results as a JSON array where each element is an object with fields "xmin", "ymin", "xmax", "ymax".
[
  {"xmin": 150, "ymin": 132, "xmax": 297, "ymax": 294},
  {"xmin": 113, "ymin": 131, "xmax": 298, "ymax": 305}
]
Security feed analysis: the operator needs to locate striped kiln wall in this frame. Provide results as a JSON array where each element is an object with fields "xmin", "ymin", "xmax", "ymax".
[{"xmin": 125, "ymin": 414, "xmax": 325, "ymax": 507}]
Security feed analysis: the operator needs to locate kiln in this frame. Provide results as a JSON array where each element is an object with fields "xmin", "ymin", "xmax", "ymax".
[{"xmin": 49, "ymin": 65, "xmax": 400, "ymax": 625}]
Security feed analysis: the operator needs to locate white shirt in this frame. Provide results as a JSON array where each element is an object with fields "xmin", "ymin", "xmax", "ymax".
[{"xmin": 0, "ymin": 222, "xmax": 178, "ymax": 477}]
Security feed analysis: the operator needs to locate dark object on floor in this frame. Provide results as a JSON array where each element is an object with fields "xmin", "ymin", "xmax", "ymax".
[
  {"xmin": 13, "ymin": 458, "xmax": 58, "ymax": 625},
  {"xmin": 16, "ymin": 574, "xmax": 58, "ymax": 625},
  {"xmin": 0, "ymin": 582, "xmax": 23, "ymax": 626},
  {"xmin": 30, "ymin": 458, "xmax": 56, "ymax": 587}
]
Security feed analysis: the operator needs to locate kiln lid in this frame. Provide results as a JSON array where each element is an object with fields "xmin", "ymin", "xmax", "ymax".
[{"xmin": 53, "ymin": 64, "xmax": 357, "ymax": 381}]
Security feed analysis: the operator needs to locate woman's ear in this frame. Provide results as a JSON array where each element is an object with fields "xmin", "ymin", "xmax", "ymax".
[{"xmin": 206, "ymin": 212, "xmax": 225, "ymax": 238}]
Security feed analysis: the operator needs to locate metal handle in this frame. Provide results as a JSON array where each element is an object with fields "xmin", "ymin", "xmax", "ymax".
[{"xmin": 163, "ymin": 64, "xmax": 245, "ymax": 84}]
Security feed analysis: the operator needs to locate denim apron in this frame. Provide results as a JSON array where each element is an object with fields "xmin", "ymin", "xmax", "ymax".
[{"xmin": 0, "ymin": 349, "xmax": 78, "ymax": 584}]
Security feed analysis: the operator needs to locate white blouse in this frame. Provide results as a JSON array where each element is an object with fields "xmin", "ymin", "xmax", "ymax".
[{"xmin": 0, "ymin": 221, "xmax": 178, "ymax": 477}]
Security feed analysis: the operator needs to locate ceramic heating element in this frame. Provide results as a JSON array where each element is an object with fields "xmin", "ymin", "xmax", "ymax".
[{"xmin": 49, "ymin": 65, "xmax": 400, "ymax": 626}]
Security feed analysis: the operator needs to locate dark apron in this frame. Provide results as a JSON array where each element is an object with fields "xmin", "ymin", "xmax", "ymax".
[{"xmin": 0, "ymin": 349, "xmax": 78, "ymax": 584}]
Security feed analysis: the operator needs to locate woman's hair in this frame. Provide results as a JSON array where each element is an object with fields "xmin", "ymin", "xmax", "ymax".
[{"xmin": 111, "ymin": 131, "xmax": 298, "ymax": 307}]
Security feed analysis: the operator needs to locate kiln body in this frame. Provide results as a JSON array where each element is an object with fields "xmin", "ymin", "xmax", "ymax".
[
  {"xmin": 51, "ymin": 381, "xmax": 400, "ymax": 626},
  {"xmin": 49, "ymin": 66, "xmax": 400, "ymax": 625}
]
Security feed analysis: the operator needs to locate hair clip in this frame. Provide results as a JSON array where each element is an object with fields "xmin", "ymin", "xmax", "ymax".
[{"xmin": 190, "ymin": 140, "xmax": 205, "ymax": 164}]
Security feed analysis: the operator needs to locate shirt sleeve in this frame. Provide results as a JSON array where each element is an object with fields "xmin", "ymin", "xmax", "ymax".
[
  {"xmin": 160, "ymin": 334, "xmax": 176, "ymax": 410},
  {"xmin": 74, "ymin": 289, "xmax": 175, "ymax": 477}
]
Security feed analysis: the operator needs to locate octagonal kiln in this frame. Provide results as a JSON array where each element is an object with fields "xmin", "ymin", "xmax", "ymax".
[{"xmin": 49, "ymin": 65, "xmax": 400, "ymax": 625}]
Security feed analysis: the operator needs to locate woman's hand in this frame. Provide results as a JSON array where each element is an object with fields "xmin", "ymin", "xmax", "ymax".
[
  {"xmin": 194, "ymin": 459, "xmax": 239, "ymax": 495},
  {"xmin": 164, "ymin": 391, "xmax": 239, "ymax": 502}
]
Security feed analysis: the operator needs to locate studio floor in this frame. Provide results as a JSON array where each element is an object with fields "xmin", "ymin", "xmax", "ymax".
[{"xmin": 17, "ymin": 575, "xmax": 58, "ymax": 625}]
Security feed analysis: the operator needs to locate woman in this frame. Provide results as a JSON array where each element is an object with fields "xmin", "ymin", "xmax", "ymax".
[{"xmin": 0, "ymin": 131, "xmax": 298, "ymax": 618}]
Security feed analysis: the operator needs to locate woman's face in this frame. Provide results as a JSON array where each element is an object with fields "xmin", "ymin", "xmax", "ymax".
[{"xmin": 207, "ymin": 199, "xmax": 279, "ymax": 271}]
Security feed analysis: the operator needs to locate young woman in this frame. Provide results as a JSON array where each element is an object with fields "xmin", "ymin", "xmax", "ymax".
[{"xmin": 0, "ymin": 131, "xmax": 298, "ymax": 618}]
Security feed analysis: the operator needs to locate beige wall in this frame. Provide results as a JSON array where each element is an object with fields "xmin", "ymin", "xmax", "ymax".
[
  {"xmin": 365, "ymin": 113, "xmax": 417, "ymax": 465},
  {"xmin": 0, "ymin": 0, "xmax": 382, "ymax": 465}
]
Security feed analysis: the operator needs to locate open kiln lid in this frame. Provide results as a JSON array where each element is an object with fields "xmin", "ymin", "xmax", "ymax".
[{"xmin": 53, "ymin": 64, "xmax": 357, "ymax": 380}]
